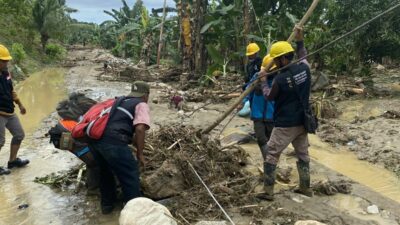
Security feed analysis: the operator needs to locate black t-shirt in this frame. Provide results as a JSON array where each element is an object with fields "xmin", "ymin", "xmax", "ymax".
[
  {"xmin": 0, "ymin": 69, "xmax": 15, "ymax": 113},
  {"xmin": 273, "ymin": 63, "xmax": 311, "ymax": 127}
]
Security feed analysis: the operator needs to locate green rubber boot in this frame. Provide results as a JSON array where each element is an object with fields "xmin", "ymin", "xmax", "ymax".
[
  {"xmin": 257, "ymin": 162, "xmax": 276, "ymax": 201},
  {"xmin": 295, "ymin": 160, "xmax": 313, "ymax": 197}
]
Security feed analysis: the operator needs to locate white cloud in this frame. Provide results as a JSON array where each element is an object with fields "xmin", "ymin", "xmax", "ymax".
[{"xmin": 67, "ymin": 0, "xmax": 176, "ymax": 23}]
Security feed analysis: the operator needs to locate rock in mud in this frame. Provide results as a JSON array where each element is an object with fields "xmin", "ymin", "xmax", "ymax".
[{"xmin": 367, "ymin": 205, "xmax": 379, "ymax": 214}]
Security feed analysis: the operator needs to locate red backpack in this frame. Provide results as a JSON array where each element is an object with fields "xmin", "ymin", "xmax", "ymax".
[{"xmin": 71, "ymin": 97, "xmax": 128, "ymax": 140}]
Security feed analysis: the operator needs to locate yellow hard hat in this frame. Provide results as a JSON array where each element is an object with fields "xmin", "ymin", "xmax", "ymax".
[
  {"xmin": 270, "ymin": 41, "xmax": 294, "ymax": 59},
  {"xmin": 246, "ymin": 43, "xmax": 260, "ymax": 56},
  {"xmin": 261, "ymin": 54, "xmax": 277, "ymax": 71},
  {"xmin": 0, "ymin": 44, "xmax": 12, "ymax": 61}
]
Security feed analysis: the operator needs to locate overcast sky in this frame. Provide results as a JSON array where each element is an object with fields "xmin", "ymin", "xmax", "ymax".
[{"xmin": 66, "ymin": 0, "xmax": 175, "ymax": 24}]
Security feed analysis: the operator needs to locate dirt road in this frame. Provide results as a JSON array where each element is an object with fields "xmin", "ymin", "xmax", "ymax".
[{"xmin": 1, "ymin": 47, "xmax": 399, "ymax": 225}]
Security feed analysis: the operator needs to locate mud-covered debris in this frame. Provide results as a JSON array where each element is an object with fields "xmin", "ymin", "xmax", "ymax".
[
  {"xmin": 34, "ymin": 164, "xmax": 85, "ymax": 188},
  {"xmin": 312, "ymin": 179, "xmax": 352, "ymax": 196},
  {"xmin": 18, "ymin": 204, "xmax": 29, "ymax": 210},
  {"xmin": 277, "ymin": 165, "xmax": 293, "ymax": 183},
  {"xmin": 382, "ymin": 110, "xmax": 400, "ymax": 119},
  {"xmin": 194, "ymin": 222, "xmax": 227, "ymax": 225},
  {"xmin": 142, "ymin": 124, "xmax": 256, "ymax": 222},
  {"xmin": 311, "ymin": 97, "xmax": 339, "ymax": 119},
  {"xmin": 295, "ymin": 220, "xmax": 326, "ymax": 225}
]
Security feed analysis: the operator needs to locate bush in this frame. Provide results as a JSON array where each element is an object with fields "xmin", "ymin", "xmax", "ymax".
[
  {"xmin": 11, "ymin": 43, "xmax": 26, "ymax": 64},
  {"xmin": 45, "ymin": 43, "xmax": 66, "ymax": 61}
]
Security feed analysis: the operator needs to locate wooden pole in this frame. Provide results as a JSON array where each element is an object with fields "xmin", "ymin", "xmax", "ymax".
[
  {"xmin": 157, "ymin": 0, "xmax": 167, "ymax": 66},
  {"xmin": 202, "ymin": 0, "xmax": 320, "ymax": 135}
]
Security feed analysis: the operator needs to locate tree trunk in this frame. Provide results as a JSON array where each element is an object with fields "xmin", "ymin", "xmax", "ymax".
[
  {"xmin": 241, "ymin": 0, "xmax": 251, "ymax": 71},
  {"xmin": 178, "ymin": 0, "xmax": 193, "ymax": 85},
  {"xmin": 156, "ymin": 0, "xmax": 167, "ymax": 66},
  {"xmin": 41, "ymin": 32, "xmax": 49, "ymax": 50},
  {"xmin": 243, "ymin": 0, "xmax": 250, "ymax": 45},
  {"xmin": 192, "ymin": 0, "xmax": 207, "ymax": 77}
]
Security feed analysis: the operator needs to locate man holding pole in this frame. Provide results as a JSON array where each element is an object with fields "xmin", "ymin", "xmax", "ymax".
[{"xmin": 258, "ymin": 28, "xmax": 313, "ymax": 200}]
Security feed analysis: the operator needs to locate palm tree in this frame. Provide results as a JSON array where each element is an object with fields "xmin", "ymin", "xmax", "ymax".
[{"xmin": 32, "ymin": 0, "xmax": 76, "ymax": 49}]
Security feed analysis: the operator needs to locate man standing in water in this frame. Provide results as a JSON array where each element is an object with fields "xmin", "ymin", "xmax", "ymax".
[{"xmin": 0, "ymin": 44, "xmax": 29, "ymax": 175}]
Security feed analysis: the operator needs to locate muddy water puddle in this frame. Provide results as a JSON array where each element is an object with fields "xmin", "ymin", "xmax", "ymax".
[
  {"xmin": 309, "ymin": 135, "xmax": 400, "ymax": 203},
  {"xmin": 15, "ymin": 69, "xmax": 66, "ymax": 132}
]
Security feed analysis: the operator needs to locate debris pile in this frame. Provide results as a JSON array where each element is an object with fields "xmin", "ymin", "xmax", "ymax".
[
  {"xmin": 142, "ymin": 124, "xmax": 258, "ymax": 222},
  {"xmin": 34, "ymin": 164, "xmax": 86, "ymax": 189},
  {"xmin": 312, "ymin": 179, "xmax": 352, "ymax": 196}
]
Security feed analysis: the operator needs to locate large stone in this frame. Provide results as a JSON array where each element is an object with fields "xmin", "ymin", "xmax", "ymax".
[
  {"xmin": 367, "ymin": 205, "xmax": 380, "ymax": 214},
  {"xmin": 119, "ymin": 197, "xmax": 177, "ymax": 225}
]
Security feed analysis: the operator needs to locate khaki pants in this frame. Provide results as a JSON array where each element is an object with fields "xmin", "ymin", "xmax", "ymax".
[
  {"xmin": 0, "ymin": 114, "xmax": 25, "ymax": 148},
  {"xmin": 265, "ymin": 126, "xmax": 309, "ymax": 165}
]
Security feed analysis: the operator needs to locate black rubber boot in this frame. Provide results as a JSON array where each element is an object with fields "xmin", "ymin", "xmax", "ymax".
[
  {"xmin": 294, "ymin": 160, "xmax": 313, "ymax": 197},
  {"xmin": 257, "ymin": 162, "xmax": 276, "ymax": 201},
  {"xmin": 0, "ymin": 166, "xmax": 11, "ymax": 175},
  {"xmin": 7, "ymin": 158, "xmax": 30, "ymax": 169},
  {"xmin": 101, "ymin": 204, "xmax": 114, "ymax": 215}
]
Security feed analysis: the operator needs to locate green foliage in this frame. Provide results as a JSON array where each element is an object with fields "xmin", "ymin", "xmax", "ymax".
[
  {"xmin": 32, "ymin": 0, "xmax": 76, "ymax": 48},
  {"xmin": 45, "ymin": 43, "xmax": 66, "ymax": 60},
  {"xmin": 11, "ymin": 43, "xmax": 27, "ymax": 64}
]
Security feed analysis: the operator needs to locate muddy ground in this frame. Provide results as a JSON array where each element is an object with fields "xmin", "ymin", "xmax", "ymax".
[
  {"xmin": 318, "ymin": 99, "xmax": 400, "ymax": 177},
  {"xmin": 1, "ymin": 47, "xmax": 399, "ymax": 225}
]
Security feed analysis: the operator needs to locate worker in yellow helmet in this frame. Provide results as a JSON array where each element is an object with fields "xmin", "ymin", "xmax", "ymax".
[
  {"xmin": 238, "ymin": 43, "xmax": 262, "ymax": 118},
  {"xmin": 238, "ymin": 54, "xmax": 277, "ymax": 160},
  {"xmin": 0, "ymin": 44, "xmax": 29, "ymax": 175},
  {"xmin": 244, "ymin": 43, "xmax": 262, "ymax": 85},
  {"xmin": 257, "ymin": 27, "xmax": 313, "ymax": 201}
]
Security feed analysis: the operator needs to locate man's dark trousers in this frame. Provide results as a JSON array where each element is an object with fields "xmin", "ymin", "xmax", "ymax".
[
  {"xmin": 254, "ymin": 120, "xmax": 274, "ymax": 149},
  {"xmin": 90, "ymin": 141, "xmax": 141, "ymax": 207}
]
